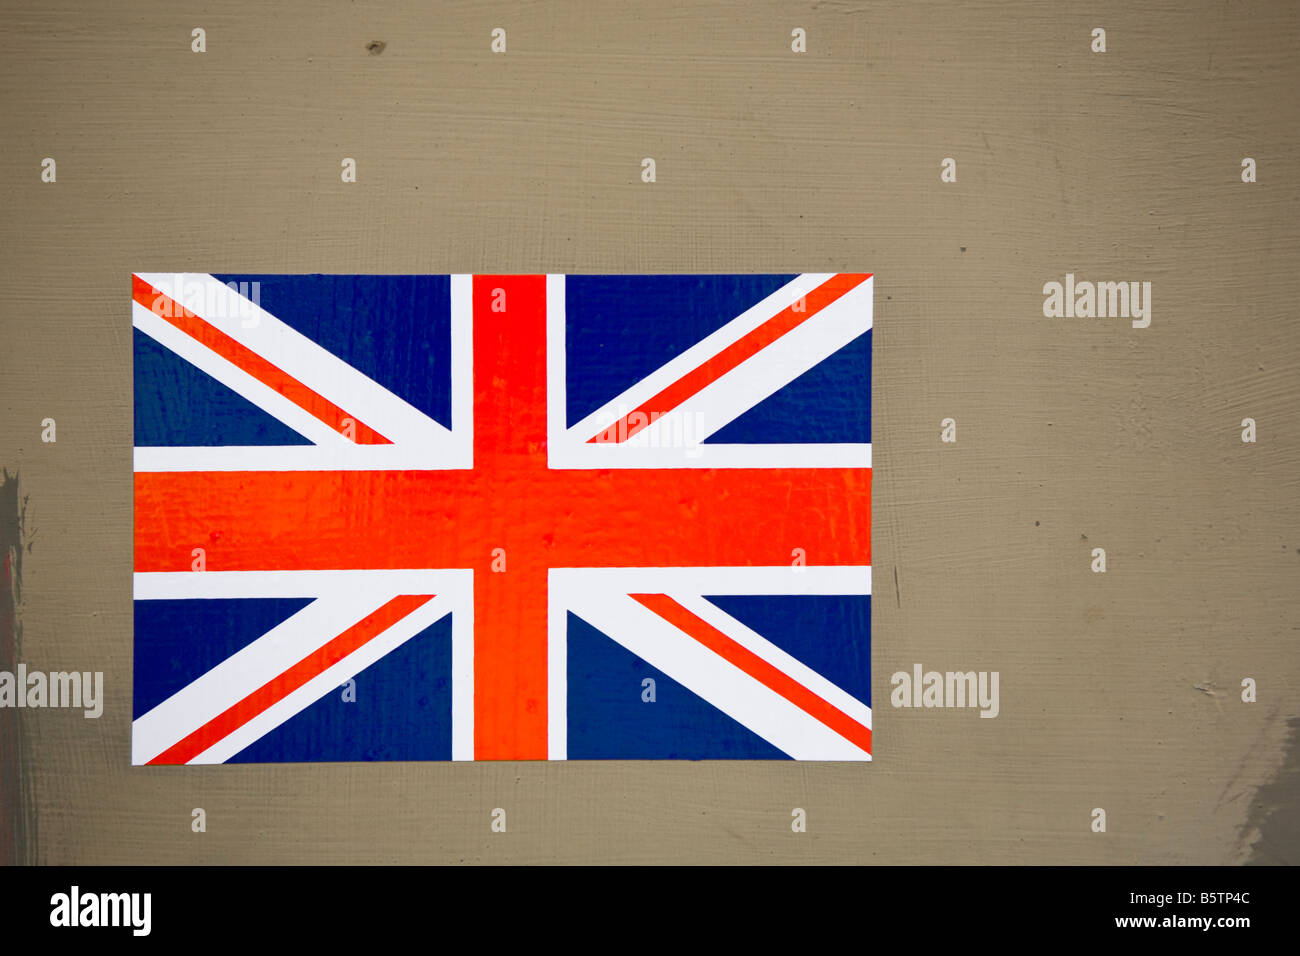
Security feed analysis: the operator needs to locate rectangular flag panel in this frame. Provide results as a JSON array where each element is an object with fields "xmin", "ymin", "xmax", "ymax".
[{"xmin": 132, "ymin": 273, "xmax": 873, "ymax": 763}]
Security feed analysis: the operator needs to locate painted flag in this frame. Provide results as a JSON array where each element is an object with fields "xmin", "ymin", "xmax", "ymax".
[{"xmin": 131, "ymin": 273, "xmax": 873, "ymax": 763}]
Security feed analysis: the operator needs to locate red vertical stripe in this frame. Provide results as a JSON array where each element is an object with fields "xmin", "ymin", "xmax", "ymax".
[{"xmin": 471, "ymin": 275, "xmax": 551, "ymax": 760}]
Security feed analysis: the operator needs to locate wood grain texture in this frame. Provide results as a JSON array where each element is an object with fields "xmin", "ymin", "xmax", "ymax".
[{"xmin": 0, "ymin": 0, "xmax": 1296, "ymax": 864}]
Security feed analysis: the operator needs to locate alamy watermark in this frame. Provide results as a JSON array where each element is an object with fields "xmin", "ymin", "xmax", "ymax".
[
  {"xmin": 890, "ymin": 664, "xmax": 1000, "ymax": 718},
  {"xmin": 145, "ymin": 273, "xmax": 262, "ymax": 327},
  {"xmin": 1042, "ymin": 273, "xmax": 1151, "ymax": 328},
  {"xmin": 50, "ymin": 886, "xmax": 151, "ymax": 936},
  {"xmin": 0, "ymin": 664, "xmax": 103, "ymax": 718},
  {"xmin": 590, "ymin": 406, "xmax": 708, "ymax": 456}
]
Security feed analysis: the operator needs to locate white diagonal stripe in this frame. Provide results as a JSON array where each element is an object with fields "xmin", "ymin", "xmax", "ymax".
[
  {"xmin": 190, "ymin": 594, "xmax": 455, "ymax": 764},
  {"xmin": 133, "ymin": 301, "xmax": 346, "ymax": 447},
  {"xmin": 668, "ymin": 592, "xmax": 871, "ymax": 731},
  {"xmin": 131, "ymin": 570, "xmax": 469, "ymax": 764},
  {"xmin": 549, "ymin": 273, "xmax": 872, "ymax": 469},
  {"xmin": 552, "ymin": 567, "xmax": 872, "ymax": 761},
  {"xmin": 558, "ymin": 273, "xmax": 831, "ymax": 446},
  {"xmin": 133, "ymin": 273, "xmax": 467, "ymax": 471},
  {"xmin": 561, "ymin": 584, "xmax": 869, "ymax": 761},
  {"xmin": 132, "ymin": 593, "xmax": 380, "ymax": 765},
  {"xmin": 641, "ymin": 275, "xmax": 872, "ymax": 445}
]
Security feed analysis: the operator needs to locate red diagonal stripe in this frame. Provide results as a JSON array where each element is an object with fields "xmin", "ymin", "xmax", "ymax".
[
  {"xmin": 590, "ymin": 273, "xmax": 871, "ymax": 443},
  {"xmin": 132, "ymin": 275, "xmax": 392, "ymax": 445},
  {"xmin": 147, "ymin": 594, "xmax": 434, "ymax": 765},
  {"xmin": 629, "ymin": 592, "xmax": 871, "ymax": 755}
]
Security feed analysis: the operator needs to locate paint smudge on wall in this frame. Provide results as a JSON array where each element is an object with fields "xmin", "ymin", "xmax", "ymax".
[
  {"xmin": 0, "ymin": 469, "xmax": 35, "ymax": 864},
  {"xmin": 1246, "ymin": 716, "xmax": 1300, "ymax": 865}
]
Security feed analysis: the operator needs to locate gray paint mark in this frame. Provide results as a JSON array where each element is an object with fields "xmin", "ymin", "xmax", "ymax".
[
  {"xmin": 0, "ymin": 469, "xmax": 35, "ymax": 864},
  {"xmin": 1245, "ymin": 716, "xmax": 1300, "ymax": 865}
]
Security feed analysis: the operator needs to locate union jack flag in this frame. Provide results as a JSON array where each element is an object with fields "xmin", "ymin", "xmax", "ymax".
[{"xmin": 131, "ymin": 273, "xmax": 873, "ymax": 763}]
